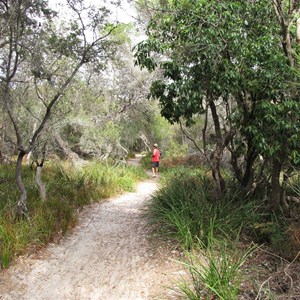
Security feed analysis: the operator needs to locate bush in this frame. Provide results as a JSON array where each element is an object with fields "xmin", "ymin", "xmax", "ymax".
[{"xmin": 148, "ymin": 172, "xmax": 218, "ymax": 249}]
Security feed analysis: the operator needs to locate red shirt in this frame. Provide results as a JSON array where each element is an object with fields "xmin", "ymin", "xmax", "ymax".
[{"xmin": 152, "ymin": 148, "xmax": 160, "ymax": 162}]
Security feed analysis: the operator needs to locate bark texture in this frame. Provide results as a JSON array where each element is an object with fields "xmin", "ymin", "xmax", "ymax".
[
  {"xmin": 54, "ymin": 132, "xmax": 79, "ymax": 162},
  {"xmin": 35, "ymin": 165, "xmax": 46, "ymax": 202},
  {"xmin": 16, "ymin": 151, "xmax": 28, "ymax": 217}
]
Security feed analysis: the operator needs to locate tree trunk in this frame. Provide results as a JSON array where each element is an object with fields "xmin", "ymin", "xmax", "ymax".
[
  {"xmin": 272, "ymin": 1, "xmax": 294, "ymax": 66},
  {"xmin": 208, "ymin": 98, "xmax": 231, "ymax": 199},
  {"xmin": 35, "ymin": 161, "xmax": 46, "ymax": 202},
  {"xmin": 54, "ymin": 132, "xmax": 79, "ymax": 161},
  {"xmin": 241, "ymin": 147, "xmax": 257, "ymax": 188},
  {"xmin": 16, "ymin": 150, "xmax": 29, "ymax": 217},
  {"xmin": 297, "ymin": 18, "xmax": 300, "ymax": 46},
  {"xmin": 25, "ymin": 122, "xmax": 37, "ymax": 165},
  {"xmin": 211, "ymin": 157, "xmax": 225, "ymax": 199},
  {"xmin": 230, "ymin": 148, "xmax": 243, "ymax": 183},
  {"xmin": 269, "ymin": 157, "xmax": 283, "ymax": 210},
  {"xmin": 209, "ymin": 99, "xmax": 224, "ymax": 199},
  {"xmin": 139, "ymin": 133, "xmax": 151, "ymax": 152},
  {"xmin": 280, "ymin": 172, "xmax": 290, "ymax": 214}
]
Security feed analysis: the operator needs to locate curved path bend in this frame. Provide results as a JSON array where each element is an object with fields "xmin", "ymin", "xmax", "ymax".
[{"xmin": 0, "ymin": 178, "xmax": 186, "ymax": 300}]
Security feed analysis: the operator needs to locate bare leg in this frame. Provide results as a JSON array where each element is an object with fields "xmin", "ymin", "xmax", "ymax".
[{"xmin": 152, "ymin": 167, "xmax": 156, "ymax": 177}]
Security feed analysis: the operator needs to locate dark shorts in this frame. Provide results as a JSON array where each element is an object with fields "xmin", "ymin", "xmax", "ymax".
[{"xmin": 152, "ymin": 161, "xmax": 159, "ymax": 168}]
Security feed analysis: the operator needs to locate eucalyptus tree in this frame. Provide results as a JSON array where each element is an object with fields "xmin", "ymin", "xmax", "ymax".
[
  {"xmin": 42, "ymin": 19, "xmax": 164, "ymax": 163},
  {"xmin": 0, "ymin": 0, "xmax": 119, "ymax": 215},
  {"xmin": 134, "ymin": 0, "xmax": 300, "ymax": 209}
]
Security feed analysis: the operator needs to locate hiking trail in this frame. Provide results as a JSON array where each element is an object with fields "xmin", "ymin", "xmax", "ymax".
[{"xmin": 0, "ymin": 160, "xmax": 186, "ymax": 300}]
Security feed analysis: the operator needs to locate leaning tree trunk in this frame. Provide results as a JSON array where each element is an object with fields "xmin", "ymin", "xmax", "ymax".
[
  {"xmin": 54, "ymin": 132, "xmax": 79, "ymax": 162},
  {"xmin": 25, "ymin": 122, "xmax": 37, "ymax": 165},
  {"xmin": 16, "ymin": 150, "xmax": 29, "ymax": 217},
  {"xmin": 139, "ymin": 133, "xmax": 151, "ymax": 152}
]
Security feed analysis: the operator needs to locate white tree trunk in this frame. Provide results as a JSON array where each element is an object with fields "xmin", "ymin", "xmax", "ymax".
[
  {"xmin": 35, "ymin": 165, "xmax": 46, "ymax": 202},
  {"xmin": 139, "ymin": 133, "xmax": 151, "ymax": 152},
  {"xmin": 25, "ymin": 122, "xmax": 37, "ymax": 165}
]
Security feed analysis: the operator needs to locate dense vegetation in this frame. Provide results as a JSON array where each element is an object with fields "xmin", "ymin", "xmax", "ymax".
[
  {"xmin": 146, "ymin": 160, "xmax": 300, "ymax": 299},
  {"xmin": 135, "ymin": 0, "xmax": 300, "ymax": 211},
  {"xmin": 1, "ymin": 0, "xmax": 300, "ymax": 298},
  {"xmin": 134, "ymin": 1, "xmax": 300, "ymax": 297}
]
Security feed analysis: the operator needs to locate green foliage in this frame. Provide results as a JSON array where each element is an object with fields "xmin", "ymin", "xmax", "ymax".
[
  {"xmin": 0, "ymin": 161, "xmax": 146, "ymax": 268},
  {"xmin": 140, "ymin": 153, "xmax": 152, "ymax": 169},
  {"xmin": 147, "ymin": 166, "xmax": 300, "ymax": 298},
  {"xmin": 147, "ymin": 169, "xmax": 268, "ymax": 249},
  {"xmin": 146, "ymin": 163, "xmax": 300, "ymax": 298},
  {"xmin": 148, "ymin": 171, "xmax": 222, "ymax": 249},
  {"xmin": 251, "ymin": 210, "xmax": 300, "ymax": 260},
  {"xmin": 0, "ymin": 218, "xmax": 31, "ymax": 268},
  {"xmin": 135, "ymin": 0, "xmax": 300, "ymax": 205},
  {"xmin": 109, "ymin": 23, "xmax": 134, "ymax": 43}
]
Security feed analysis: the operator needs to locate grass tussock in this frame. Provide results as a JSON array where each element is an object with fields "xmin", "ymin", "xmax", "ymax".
[
  {"xmin": 178, "ymin": 239, "xmax": 255, "ymax": 300},
  {"xmin": 148, "ymin": 170, "xmax": 262, "ymax": 250},
  {"xmin": 0, "ymin": 161, "xmax": 146, "ymax": 268}
]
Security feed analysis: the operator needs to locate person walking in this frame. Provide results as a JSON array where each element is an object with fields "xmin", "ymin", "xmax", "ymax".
[{"xmin": 151, "ymin": 143, "xmax": 160, "ymax": 178}]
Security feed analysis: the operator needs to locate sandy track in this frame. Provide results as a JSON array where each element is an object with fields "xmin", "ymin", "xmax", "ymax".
[{"xmin": 0, "ymin": 180, "xmax": 185, "ymax": 300}]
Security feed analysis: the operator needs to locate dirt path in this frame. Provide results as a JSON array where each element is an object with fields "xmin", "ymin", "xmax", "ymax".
[{"xmin": 0, "ymin": 178, "xmax": 186, "ymax": 300}]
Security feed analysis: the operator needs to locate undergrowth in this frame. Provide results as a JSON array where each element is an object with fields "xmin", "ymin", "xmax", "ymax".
[
  {"xmin": 147, "ymin": 166, "xmax": 299, "ymax": 299},
  {"xmin": 0, "ymin": 161, "xmax": 146, "ymax": 268}
]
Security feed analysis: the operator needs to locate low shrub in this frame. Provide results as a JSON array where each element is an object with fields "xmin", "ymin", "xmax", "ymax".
[{"xmin": 148, "ymin": 168, "xmax": 300, "ymax": 299}]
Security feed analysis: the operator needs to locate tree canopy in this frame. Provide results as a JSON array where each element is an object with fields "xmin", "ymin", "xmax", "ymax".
[{"xmin": 134, "ymin": 0, "xmax": 300, "ymax": 209}]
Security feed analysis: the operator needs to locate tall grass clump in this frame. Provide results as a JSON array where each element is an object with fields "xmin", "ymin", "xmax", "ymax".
[
  {"xmin": 81, "ymin": 162, "xmax": 147, "ymax": 198},
  {"xmin": 147, "ymin": 169, "xmax": 273, "ymax": 299},
  {"xmin": 148, "ymin": 171, "xmax": 264, "ymax": 250},
  {"xmin": 148, "ymin": 172, "xmax": 217, "ymax": 249},
  {"xmin": 177, "ymin": 239, "xmax": 255, "ymax": 300},
  {"xmin": 0, "ymin": 160, "xmax": 146, "ymax": 268}
]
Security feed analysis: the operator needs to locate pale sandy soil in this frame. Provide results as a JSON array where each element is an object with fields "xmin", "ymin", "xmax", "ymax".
[{"xmin": 0, "ymin": 174, "xmax": 187, "ymax": 300}]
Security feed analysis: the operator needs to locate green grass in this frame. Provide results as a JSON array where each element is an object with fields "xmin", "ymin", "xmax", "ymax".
[
  {"xmin": 0, "ymin": 160, "xmax": 146, "ymax": 268},
  {"xmin": 148, "ymin": 169, "xmax": 264, "ymax": 250},
  {"xmin": 146, "ymin": 167, "xmax": 275, "ymax": 299},
  {"xmin": 177, "ymin": 239, "xmax": 255, "ymax": 300}
]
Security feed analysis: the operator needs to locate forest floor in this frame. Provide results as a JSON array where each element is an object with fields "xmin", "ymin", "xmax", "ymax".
[{"xmin": 0, "ymin": 157, "xmax": 187, "ymax": 300}]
